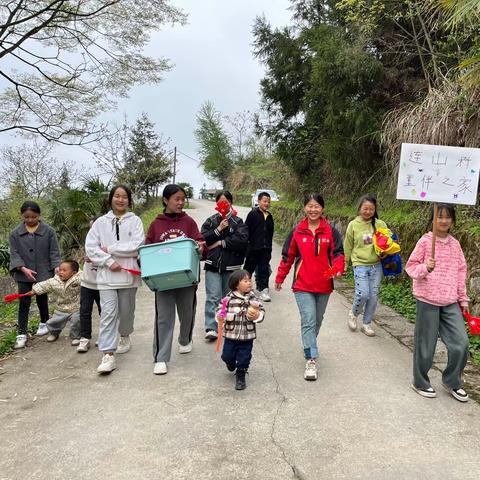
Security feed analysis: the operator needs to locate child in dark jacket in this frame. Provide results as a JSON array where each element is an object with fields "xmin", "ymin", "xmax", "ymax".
[
  {"xmin": 216, "ymin": 269, "xmax": 265, "ymax": 390},
  {"xmin": 244, "ymin": 191, "xmax": 274, "ymax": 302},
  {"xmin": 9, "ymin": 201, "xmax": 61, "ymax": 349}
]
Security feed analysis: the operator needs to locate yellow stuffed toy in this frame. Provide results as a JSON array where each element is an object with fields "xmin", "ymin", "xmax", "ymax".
[{"xmin": 373, "ymin": 228, "xmax": 401, "ymax": 256}]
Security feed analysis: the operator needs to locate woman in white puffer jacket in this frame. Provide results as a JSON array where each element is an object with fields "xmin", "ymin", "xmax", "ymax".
[{"xmin": 85, "ymin": 185, "xmax": 144, "ymax": 374}]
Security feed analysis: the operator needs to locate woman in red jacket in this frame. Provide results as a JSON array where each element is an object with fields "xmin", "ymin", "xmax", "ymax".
[{"xmin": 275, "ymin": 194, "xmax": 344, "ymax": 381}]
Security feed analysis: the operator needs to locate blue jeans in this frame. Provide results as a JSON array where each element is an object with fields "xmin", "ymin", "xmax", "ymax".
[
  {"xmin": 352, "ymin": 263, "xmax": 383, "ymax": 324},
  {"xmin": 294, "ymin": 291, "xmax": 330, "ymax": 359},
  {"xmin": 204, "ymin": 270, "xmax": 232, "ymax": 332}
]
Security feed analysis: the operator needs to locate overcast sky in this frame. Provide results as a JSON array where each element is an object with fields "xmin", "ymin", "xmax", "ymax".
[{"xmin": 1, "ymin": 0, "xmax": 293, "ymax": 195}]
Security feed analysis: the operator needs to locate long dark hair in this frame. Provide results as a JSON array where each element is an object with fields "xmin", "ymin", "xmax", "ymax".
[{"xmin": 357, "ymin": 194, "xmax": 378, "ymax": 231}]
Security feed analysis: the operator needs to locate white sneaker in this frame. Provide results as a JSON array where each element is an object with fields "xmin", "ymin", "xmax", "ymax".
[
  {"xmin": 117, "ymin": 335, "xmax": 131, "ymax": 354},
  {"xmin": 97, "ymin": 354, "xmax": 116, "ymax": 373},
  {"xmin": 205, "ymin": 330, "xmax": 218, "ymax": 340},
  {"xmin": 35, "ymin": 323, "xmax": 49, "ymax": 336},
  {"xmin": 304, "ymin": 359, "xmax": 317, "ymax": 381},
  {"xmin": 361, "ymin": 323, "xmax": 375, "ymax": 337},
  {"xmin": 347, "ymin": 311, "xmax": 358, "ymax": 331},
  {"xmin": 46, "ymin": 334, "xmax": 59, "ymax": 342},
  {"xmin": 179, "ymin": 341, "xmax": 193, "ymax": 354},
  {"xmin": 153, "ymin": 362, "xmax": 168, "ymax": 375},
  {"xmin": 77, "ymin": 338, "xmax": 90, "ymax": 353},
  {"xmin": 259, "ymin": 288, "xmax": 271, "ymax": 302},
  {"xmin": 14, "ymin": 334, "xmax": 27, "ymax": 349},
  {"xmin": 71, "ymin": 338, "xmax": 80, "ymax": 346}
]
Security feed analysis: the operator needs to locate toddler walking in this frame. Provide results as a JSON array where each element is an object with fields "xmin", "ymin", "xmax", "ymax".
[
  {"xmin": 217, "ymin": 269, "xmax": 265, "ymax": 390},
  {"xmin": 29, "ymin": 260, "xmax": 82, "ymax": 343}
]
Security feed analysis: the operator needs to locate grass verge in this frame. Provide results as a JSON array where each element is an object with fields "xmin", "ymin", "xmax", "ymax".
[{"xmin": 0, "ymin": 302, "xmax": 40, "ymax": 356}]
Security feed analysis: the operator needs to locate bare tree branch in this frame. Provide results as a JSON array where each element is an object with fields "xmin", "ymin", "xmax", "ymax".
[{"xmin": 0, "ymin": 1, "xmax": 186, "ymax": 144}]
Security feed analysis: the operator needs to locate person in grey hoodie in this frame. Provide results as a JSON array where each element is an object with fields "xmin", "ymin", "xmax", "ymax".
[
  {"xmin": 85, "ymin": 185, "xmax": 144, "ymax": 374},
  {"xmin": 9, "ymin": 201, "xmax": 61, "ymax": 349}
]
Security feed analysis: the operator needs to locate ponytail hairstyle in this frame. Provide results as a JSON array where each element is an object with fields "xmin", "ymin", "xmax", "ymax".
[
  {"xmin": 162, "ymin": 184, "xmax": 187, "ymax": 212},
  {"xmin": 215, "ymin": 190, "xmax": 233, "ymax": 204},
  {"xmin": 303, "ymin": 193, "xmax": 325, "ymax": 208},
  {"xmin": 357, "ymin": 194, "xmax": 378, "ymax": 231}
]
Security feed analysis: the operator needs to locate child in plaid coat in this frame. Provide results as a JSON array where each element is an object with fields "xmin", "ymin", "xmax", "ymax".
[{"xmin": 216, "ymin": 269, "xmax": 265, "ymax": 390}]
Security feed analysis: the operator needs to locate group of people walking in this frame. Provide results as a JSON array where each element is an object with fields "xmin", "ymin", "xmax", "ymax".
[{"xmin": 8, "ymin": 185, "xmax": 471, "ymax": 399}]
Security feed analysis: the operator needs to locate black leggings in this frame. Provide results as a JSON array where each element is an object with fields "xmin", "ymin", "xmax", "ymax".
[
  {"xmin": 17, "ymin": 281, "xmax": 50, "ymax": 335},
  {"xmin": 79, "ymin": 286, "xmax": 101, "ymax": 339}
]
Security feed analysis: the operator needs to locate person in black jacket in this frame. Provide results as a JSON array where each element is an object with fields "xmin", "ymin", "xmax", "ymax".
[
  {"xmin": 201, "ymin": 191, "xmax": 249, "ymax": 340},
  {"xmin": 244, "ymin": 191, "xmax": 274, "ymax": 302}
]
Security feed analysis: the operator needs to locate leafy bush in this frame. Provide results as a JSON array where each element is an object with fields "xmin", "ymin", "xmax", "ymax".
[
  {"xmin": 378, "ymin": 279, "xmax": 417, "ymax": 321},
  {"xmin": 0, "ymin": 243, "xmax": 9, "ymax": 271},
  {"xmin": 468, "ymin": 329, "xmax": 480, "ymax": 363}
]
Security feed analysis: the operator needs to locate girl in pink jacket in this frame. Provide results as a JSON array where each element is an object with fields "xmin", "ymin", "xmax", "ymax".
[{"xmin": 406, "ymin": 203, "xmax": 469, "ymax": 402}]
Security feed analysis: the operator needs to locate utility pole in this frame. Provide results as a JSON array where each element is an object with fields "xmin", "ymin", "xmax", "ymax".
[{"xmin": 172, "ymin": 146, "xmax": 177, "ymax": 184}]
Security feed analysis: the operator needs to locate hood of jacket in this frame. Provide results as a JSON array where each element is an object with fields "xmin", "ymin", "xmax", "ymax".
[
  {"xmin": 353, "ymin": 215, "xmax": 376, "ymax": 226},
  {"xmin": 154, "ymin": 212, "xmax": 188, "ymax": 222},
  {"xmin": 422, "ymin": 231, "xmax": 453, "ymax": 244},
  {"xmin": 104, "ymin": 210, "xmax": 136, "ymax": 220}
]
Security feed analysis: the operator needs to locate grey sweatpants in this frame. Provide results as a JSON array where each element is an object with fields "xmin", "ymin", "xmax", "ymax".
[
  {"xmin": 98, "ymin": 288, "xmax": 137, "ymax": 352},
  {"xmin": 153, "ymin": 286, "xmax": 197, "ymax": 362},
  {"xmin": 413, "ymin": 300, "xmax": 469, "ymax": 390},
  {"xmin": 47, "ymin": 311, "xmax": 80, "ymax": 338}
]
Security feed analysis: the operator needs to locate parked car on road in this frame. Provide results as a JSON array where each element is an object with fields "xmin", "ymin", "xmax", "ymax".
[{"xmin": 251, "ymin": 189, "xmax": 280, "ymax": 208}]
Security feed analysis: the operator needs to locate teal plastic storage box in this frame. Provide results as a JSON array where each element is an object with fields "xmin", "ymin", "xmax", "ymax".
[{"xmin": 138, "ymin": 238, "xmax": 201, "ymax": 292}]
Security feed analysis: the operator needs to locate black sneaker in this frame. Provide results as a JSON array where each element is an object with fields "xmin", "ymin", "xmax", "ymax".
[
  {"xmin": 442, "ymin": 384, "xmax": 469, "ymax": 402},
  {"xmin": 226, "ymin": 363, "xmax": 236, "ymax": 372},
  {"xmin": 410, "ymin": 383, "xmax": 436, "ymax": 398},
  {"xmin": 235, "ymin": 368, "xmax": 247, "ymax": 390}
]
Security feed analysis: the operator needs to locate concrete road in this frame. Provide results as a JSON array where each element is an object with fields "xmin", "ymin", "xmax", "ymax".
[{"xmin": 1, "ymin": 199, "xmax": 479, "ymax": 480}]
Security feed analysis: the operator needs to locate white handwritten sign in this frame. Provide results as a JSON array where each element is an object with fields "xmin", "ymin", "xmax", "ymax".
[{"xmin": 397, "ymin": 143, "xmax": 480, "ymax": 205}]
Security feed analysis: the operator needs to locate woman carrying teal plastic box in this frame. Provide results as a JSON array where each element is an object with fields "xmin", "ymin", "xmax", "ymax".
[{"xmin": 145, "ymin": 184, "xmax": 205, "ymax": 376}]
